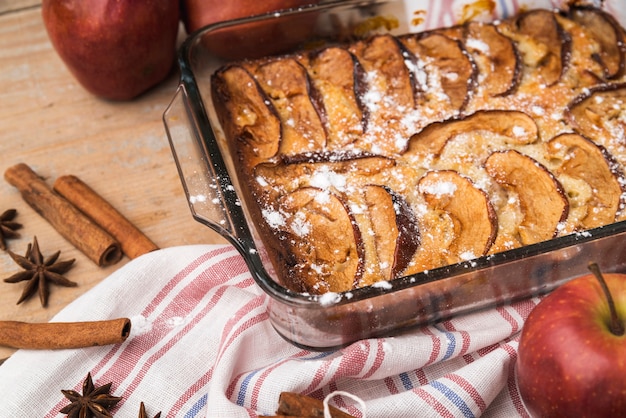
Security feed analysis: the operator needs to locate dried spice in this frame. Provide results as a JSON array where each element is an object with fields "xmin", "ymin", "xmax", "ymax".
[
  {"xmin": 138, "ymin": 401, "xmax": 161, "ymax": 418},
  {"xmin": 54, "ymin": 174, "xmax": 158, "ymax": 259},
  {"xmin": 5, "ymin": 163, "xmax": 122, "ymax": 266},
  {"xmin": 60, "ymin": 372, "xmax": 122, "ymax": 418},
  {"xmin": 270, "ymin": 392, "xmax": 357, "ymax": 417},
  {"xmin": 0, "ymin": 318, "xmax": 131, "ymax": 350},
  {"xmin": 3, "ymin": 236, "xmax": 76, "ymax": 306},
  {"xmin": 0, "ymin": 208, "xmax": 22, "ymax": 250}
]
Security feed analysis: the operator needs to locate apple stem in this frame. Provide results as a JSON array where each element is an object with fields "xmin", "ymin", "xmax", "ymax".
[{"xmin": 588, "ymin": 263, "xmax": 625, "ymax": 336}]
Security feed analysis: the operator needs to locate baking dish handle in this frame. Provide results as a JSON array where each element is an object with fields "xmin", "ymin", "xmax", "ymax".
[{"xmin": 163, "ymin": 85, "xmax": 241, "ymax": 244}]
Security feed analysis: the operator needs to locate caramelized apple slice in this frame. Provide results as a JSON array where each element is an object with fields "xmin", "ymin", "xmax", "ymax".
[
  {"xmin": 484, "ymin": 150, "xmax": 569, "ymax": 245},
  {"xmin": 211, "ymin": 65, "xmax": 281, "ymax": 168},
  {"xmin": 405, "ymin": 110, "xmax": 538, "ymax": 158},
  {"xmin": 252, "ymin": 58, "xmax": 327, "ymax": 155},
  {"xmin": 512, "ymin": 9, "xmax": 570, "ymax": 86},
  {"xmin": 462, "ymin": 22, "xmax": 522, "ymax": 96},
  {"xmin": 403, "ymin": 210, "xmax": 456, "ymax": 274},
  {"xmin": 418, "ymin": 170, "xmax": 497, "ymax": 262},
  {"xmin": 568, "ymin": 6, "xmax": 626, "ymax": 80},
  {"xmin": 345, "ymin": 34, "xmax": 420, "ymax": 152},
  {"xmin": 254, "ymin": 153, "xmax": 397, "ymax": 199},
  {"xmin": 565, "ymin": 83, "xmax": 626, "ymax": 147},
  {"xmin": 277, "ymin": 187, "xmax": 363, "ymax": 293},
  {"xmin": 307, "ymin": 47, "xmax": 367, "ymax": 148},
  {"xmin": 548, "ymin": 133, "xmax": 623, "ymax": 229},
  {"xmin": 350, "ymin": 34, "xmax": 416, "ymax": 114},
  {"xmin": 401, "ymin": 32, "xmax": 477, "ymax": 112},
  {"xmin": 360, "ymin": 185, "xmax": 420, "ymax": 284}
]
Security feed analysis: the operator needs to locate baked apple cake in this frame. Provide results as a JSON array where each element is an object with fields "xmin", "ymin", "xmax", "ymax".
[{"xmin": 211, "ymin": 6, "xmax": 626, "ymax": 294}]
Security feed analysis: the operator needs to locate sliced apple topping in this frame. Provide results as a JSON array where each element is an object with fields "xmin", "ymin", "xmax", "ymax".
[
  {"xmin": 418, "ymin": 170, "xmax": 497, "ymax": 263},
  {"xmin": 547, "ymin": 133, "xmax": 624, "ymax": 229},
  {"xmin": 358, "ymin": 185, "xmax": 420, "ymax": 285},
  {"xmin": 210, "ymin": 5, "xmax": 626, "ymax": 296},
  {"xmin": 462, "ymin": 22, "xmax": 522, "ymax": 97},
  {"xmin": 403, "ymin": 208, "xmax": 456, "ymax": 274},
  {"xmin": 306, "ymin": 47, "xmax": 367, "ymax": 148},
  {"xmin": 401, "ymin": 32, "xmax": 477, "ymax": 113},
  {"xmin": 349, "ymin": 34, "xmax": 415, "ymax": 119},
  {"xmin": 276, "ymin": 187, "xmax": 363, "ymax": 293},
  {"xmin": 211, "ymin": 65, "xmax": 281, "ymax": 167},
  {"xmin": 567, "ymin": 6, "xmax": 626, "ymax": 80},
  {"xmin": 565, "ymin": 83, "xmax": 626, "ymax": 150},
  {"xmin": 251, "ymin": 58, "xmax": 327, "ymax": 156},
  {"xmin": 405, "ymin": 110, "xmax": 538, "ymax": 160},
  {"xmin": 484, "ymin": 150, "xmax": 569, "ymax": 245},
  {"xmin": 254, "ymin": 153, "xmax": 398, "ymax": 198},
  {"xmin": 508, "ymin": 9, "xmax": 570, "ymax": 86}
]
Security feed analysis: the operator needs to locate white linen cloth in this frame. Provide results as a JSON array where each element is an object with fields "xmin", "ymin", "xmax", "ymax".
[{"xmin": 0, "ymin": 244, "xmax": 538, "ymax": 417}]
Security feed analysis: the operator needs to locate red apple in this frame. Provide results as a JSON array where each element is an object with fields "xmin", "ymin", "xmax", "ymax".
[
  {"xmin": 42, "ymin": 0, "xmax": 180, "ymax": 101},
  {"xmin": 181, "ymin": 0, "xmax": 320, "ymax": 60},
  {"xmin": 517, "ymin": 265, "xmax": 626, "ymax": 417}
]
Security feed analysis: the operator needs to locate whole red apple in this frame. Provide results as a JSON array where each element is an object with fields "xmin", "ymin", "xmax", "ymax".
[
  {"xmin": 517, "ymin": 266, "xmax": 626, "ymax": 417},
  {"xmin": 181, "ymin": 0, "xmax": 319, "ymax": 60},
  {"xmin": 42, "ymin": 0, "xmax": 180, "ymax": 101}
]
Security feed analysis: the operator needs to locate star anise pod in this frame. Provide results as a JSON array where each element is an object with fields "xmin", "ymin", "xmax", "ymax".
[
  {"xmin": 3, "ymin": 236, "xmax": 76, "ymax": 306},
  {"xmin": 138, "ymin": 401, "xmax": 161, "ymax": 418},
  {"xmin": 0, "ymin": 208, "xmax": 22, "ymax": 250},
  {"xmin": 60, "ymin": 372, "xmax": 122, "ymax": 418}
]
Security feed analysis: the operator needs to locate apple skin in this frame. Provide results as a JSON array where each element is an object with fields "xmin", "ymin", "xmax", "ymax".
[
  {"xmin": 517, "ymin": 272, "xmax": 626, "ymax": 418},
  {"xmin": 42, "ymin": 0, "xmax": 180, "ymax": 101},
  {"xmin": 181, "ymin": 0, "xmax": 319, "ymax": 60}
]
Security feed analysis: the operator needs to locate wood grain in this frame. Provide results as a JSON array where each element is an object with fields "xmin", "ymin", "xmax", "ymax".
[
  {"xmin": 0, "ymin": 0, "xmax": 40, "ymax": 15},
  {"xmin": 0, "ymin": 6, "xmax": 227, "ymax": 359}
]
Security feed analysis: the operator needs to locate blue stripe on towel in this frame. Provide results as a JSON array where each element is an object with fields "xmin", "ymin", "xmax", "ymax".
[
  {"xmin": 183, "ymin": 393, "xmax": 207, "ymax": 418},
  {"xmin": 400, "ymin": 372, "xmax": 414, "ymax": 390},
  {"xmin": 237, "ymin": 369, "xmax": 260, "ymax": 405},
  {"xmin": 442, "ymin": 332, "xmax": 456, "ymax": 360},
  {"xmin": 431, "ymin": 380, "xmax": 475, "ymax": 418}
]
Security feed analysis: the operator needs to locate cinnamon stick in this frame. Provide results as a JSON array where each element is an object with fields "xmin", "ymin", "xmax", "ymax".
[
  {"xmin": 268, "ymin": 392, "xmax": 356, "ymax": 418},
  {"xmin": 4, "ymin": 163, "xmax": 122, "ymax": 266},
  {"xmin": 53, "ymin": 174, "xmax": 158, "ymax": 259},
  {"xmin": 0, "ymin": 318, "xmax": 131, "ymax": 349}
]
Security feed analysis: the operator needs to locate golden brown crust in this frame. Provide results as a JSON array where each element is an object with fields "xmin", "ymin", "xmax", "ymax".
[{"xmin": 211, "ymin": 7, "xmax": 626, "ymax": 294}]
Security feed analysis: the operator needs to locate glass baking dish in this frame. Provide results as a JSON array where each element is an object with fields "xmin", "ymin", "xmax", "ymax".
[{"xmin": 164, "ymin": 0, "xmax": 626, "ymax": 350}]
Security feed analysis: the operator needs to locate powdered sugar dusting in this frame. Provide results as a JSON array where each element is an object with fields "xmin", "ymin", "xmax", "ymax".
[
  {"xmin": 318, "ymin": 292, "xmax": 342, "ymax": 306},
  {"xmin": 421, "ymin": 180, "xmax": 457, "ymax": 196},
  {"xmin": 262, "ymin": 209, "xmax": 285, "ymax": 228},
  {"xmin": 310, "ymin": 167, "xmax": 347, "ymax": 190}
]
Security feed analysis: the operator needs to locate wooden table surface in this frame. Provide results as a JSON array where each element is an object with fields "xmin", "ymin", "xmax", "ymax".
[{"xmin": 0, "ymin": 2, "xmax": 227, "ymax": 359}]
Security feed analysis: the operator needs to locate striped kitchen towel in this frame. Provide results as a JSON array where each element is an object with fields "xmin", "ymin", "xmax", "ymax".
[{"xmin": 0, "ymin": 244, "xmax": 537, "ymax": 417}]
